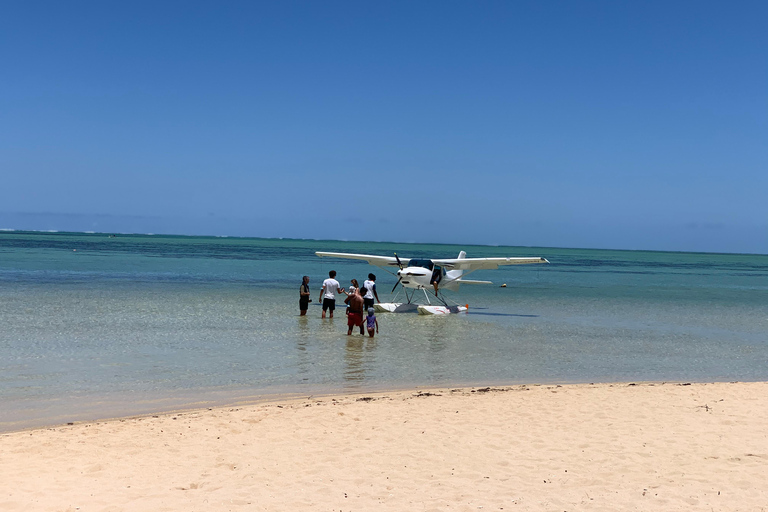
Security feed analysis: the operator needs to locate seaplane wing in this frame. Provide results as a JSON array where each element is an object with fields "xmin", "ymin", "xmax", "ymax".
[
  {"xmin": 316, "ymin": 252, "xmax": 549, "ymax": 270},
  {"xmin": 432, "ymin": 256, "xmax": 549, "ymax": 270},
  {"xmin": 315, "ymin": 252, "xmax": 403, "ymax": 267}
]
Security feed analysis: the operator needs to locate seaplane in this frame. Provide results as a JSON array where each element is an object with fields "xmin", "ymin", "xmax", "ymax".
[{"xmin": 316, "ymin": 250, "xmax": 549, "ymax": 315}]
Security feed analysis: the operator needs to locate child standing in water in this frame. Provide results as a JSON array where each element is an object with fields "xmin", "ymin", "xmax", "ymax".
[{"xmin": 366, "ymin": 307, "xmax": 379, "ymax": 338}]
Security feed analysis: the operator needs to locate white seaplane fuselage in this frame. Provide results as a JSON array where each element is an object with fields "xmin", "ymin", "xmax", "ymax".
[
  {"xmin": 395, "ymin": 263, "xmax": 454, "ymax": 290},
  {"xmin": 388, "ymin": 263, "xmax": 469, "ymax": 314},
  {"xmin": 396, "ymin": 266, "xmax": 431, "ymax": 288}
]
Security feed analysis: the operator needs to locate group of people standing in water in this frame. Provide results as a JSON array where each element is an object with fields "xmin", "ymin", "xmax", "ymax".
[{"xmin": 299, "ymin": 271, "xmax": 380, "ymax": 337}]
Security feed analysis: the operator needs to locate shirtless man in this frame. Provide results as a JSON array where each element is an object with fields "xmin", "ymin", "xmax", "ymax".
[{"xmin": 346, "ymin": 288, "xmax": 365, "ymax": 335}]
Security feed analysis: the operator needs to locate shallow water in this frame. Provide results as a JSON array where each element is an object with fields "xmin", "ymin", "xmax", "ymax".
[{"xmin": 1, "ymin": 231, "xmax": 767, "ymax": 430}]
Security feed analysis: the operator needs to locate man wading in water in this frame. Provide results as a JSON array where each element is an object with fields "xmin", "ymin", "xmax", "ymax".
[
  {"xmin": 346, "ymin": 288, "xmax": 365, "ymax": 336},
  {"xmin": 319, "ymin": 270, "xmax": 343, "ymax": 319}
]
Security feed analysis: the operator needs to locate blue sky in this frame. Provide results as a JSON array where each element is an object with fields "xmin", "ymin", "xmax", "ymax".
[{"xmin": 2, "ymin": 1, "xmax": 766, "ymax": 253}]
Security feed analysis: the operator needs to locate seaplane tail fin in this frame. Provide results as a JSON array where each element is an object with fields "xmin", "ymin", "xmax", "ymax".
[
  {"xmin": 446, "ymin": 251, "xmax": 466, "ymax": 281},
  {"xmin": 454, "ymin": 251, "xmax": 467, "ymax": 276}
]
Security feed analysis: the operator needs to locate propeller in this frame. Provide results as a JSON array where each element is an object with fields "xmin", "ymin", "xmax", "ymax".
[
  {"xmin": 394, "ymin": 252, "xmax": 403, "ymax": 270},
  {"xmin": 392, "ymin": 252, "xmax": 404, "ymax": 292}
]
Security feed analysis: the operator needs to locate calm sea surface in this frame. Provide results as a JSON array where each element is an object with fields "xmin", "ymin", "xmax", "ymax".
[{"xmin": 2, "ymin": 231, "xmax": 767, "ymax": 431}]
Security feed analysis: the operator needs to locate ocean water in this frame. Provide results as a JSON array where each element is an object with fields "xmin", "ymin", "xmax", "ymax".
[{"xmin": 1, "ymin": 231, "xmax": 767, "ymax": 431}]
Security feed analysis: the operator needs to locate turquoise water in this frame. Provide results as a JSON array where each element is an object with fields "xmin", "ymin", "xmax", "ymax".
[{"xmin": 2, "ymin": 231, "xmax": 767, "ymax": 430}]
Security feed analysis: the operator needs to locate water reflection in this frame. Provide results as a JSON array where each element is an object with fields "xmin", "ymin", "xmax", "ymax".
[
  {"xmin": 426, "ymin": 321, "xmax": 447, "ymax": 382},
  {"xmin": 426, "ymin": 320, "xmax": 448, "ymax": 353},
  {"xmin": 295, "ymin": 316, "xmax": 312, "ymax": 381},
  {"xmin": 344, "ymin": 335, "xmax": 378, "ymax": 384}
]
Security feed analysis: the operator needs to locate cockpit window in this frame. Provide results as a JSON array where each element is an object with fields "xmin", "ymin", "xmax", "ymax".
[{"xmin": 407, "ymin": 259, "xmax": 434, "ymax": 270}]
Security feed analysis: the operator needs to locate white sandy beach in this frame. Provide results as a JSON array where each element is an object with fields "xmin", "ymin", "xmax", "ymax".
[{"xmin": 2, "ymin": 381, "xmax": 768, "ymax": 511}]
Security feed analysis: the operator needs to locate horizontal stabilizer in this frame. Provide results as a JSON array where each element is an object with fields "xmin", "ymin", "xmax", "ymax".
[{"xmin": 456, "ymin": 279, "xmax": 493, "ymax": 285}]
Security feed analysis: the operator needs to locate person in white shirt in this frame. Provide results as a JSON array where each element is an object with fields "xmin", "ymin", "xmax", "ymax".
[
  {"xmin": 362, "ymin": 273, "xmax": 380, "ymax": 310},
  {"xmin": 319, "ymin": 270, "xmax": 344, "ymax": 319}
]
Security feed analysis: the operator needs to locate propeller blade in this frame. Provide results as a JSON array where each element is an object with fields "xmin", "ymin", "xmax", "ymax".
[
  {"xmin": 391, "ymin": 277, "xmax": 402, "ymax": 293},
  {"xmin": 394, "ymin": 252, "xmax": 403, "ymax": 270}
]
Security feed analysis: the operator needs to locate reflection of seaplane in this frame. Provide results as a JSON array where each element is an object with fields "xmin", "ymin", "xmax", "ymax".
[{"xmin": 316, "ymin": 251, "xmax": 549, "ymax": 315}]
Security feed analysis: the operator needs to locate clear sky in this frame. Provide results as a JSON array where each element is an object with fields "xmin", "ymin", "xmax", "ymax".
[{"xmin": 2, "ymin": 1, "xmax": 766, "ymax": 253}]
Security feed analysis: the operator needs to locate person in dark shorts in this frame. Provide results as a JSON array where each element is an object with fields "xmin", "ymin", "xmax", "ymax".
[
  {"xmin": 299, "ymin": 276, "xmax": 311, "ymax": 316},
  {"xmin": 362, "ymin": 273, "xmax": 380, "ymax": 310},
  {"xmin": 319, "ymin": 270, "xmax": 343, "ymax": 319}
]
